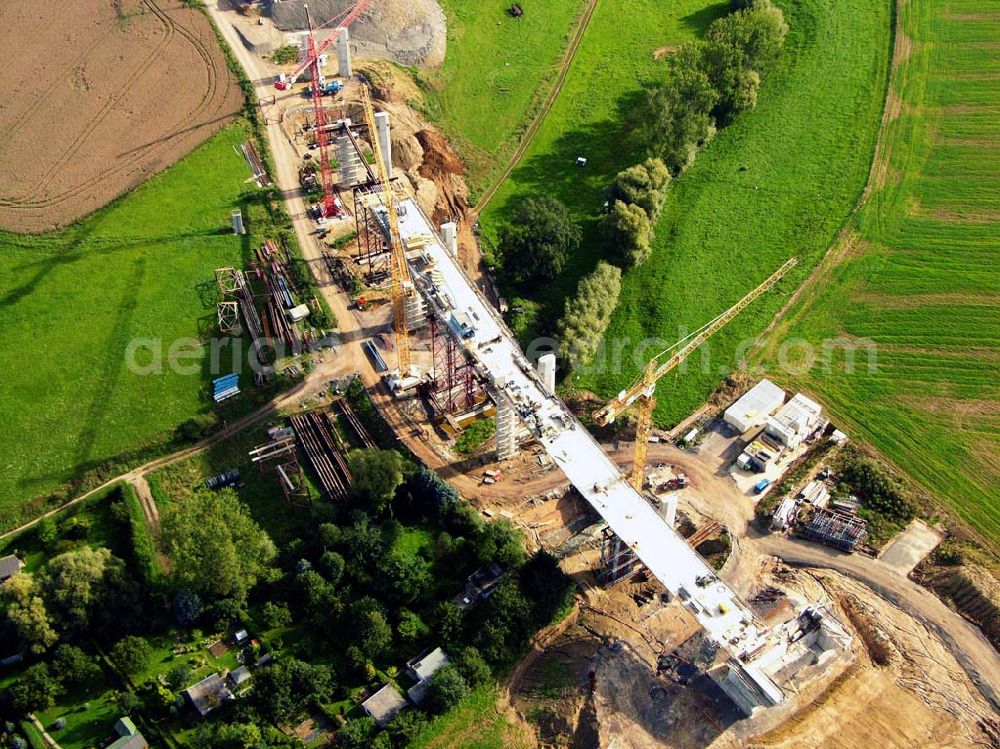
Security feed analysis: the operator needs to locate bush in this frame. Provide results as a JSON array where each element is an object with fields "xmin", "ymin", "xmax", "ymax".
[
  {"xmin": 271, "ymin": 45, "xmax": 300, "ymax": 65},
  {"xmin": 497, "ymin": 197, "xmax": 581, "ymax": 286},
  {"xmin": 557, "ymin": 261, "xmax": 622, "ymax": 371},
  {"xmin": 602, "ymin": 200, "xmax": 653, "ymax": 267}
]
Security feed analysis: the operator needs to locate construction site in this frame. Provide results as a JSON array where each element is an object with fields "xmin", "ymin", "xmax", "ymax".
[{"xmin": 178, "ymin": 4, "xmax": 992, "ymax": 746}]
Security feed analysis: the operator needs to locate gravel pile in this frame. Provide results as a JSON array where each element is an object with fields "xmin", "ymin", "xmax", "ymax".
[{"xmin": 269, "ymin": 0, "xmax": 446, "ymax": 68}]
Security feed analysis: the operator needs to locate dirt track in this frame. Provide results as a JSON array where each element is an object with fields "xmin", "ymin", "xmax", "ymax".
[{"xmin": 0, "ymin": 0, "xmax": 242, "ymax": 233}]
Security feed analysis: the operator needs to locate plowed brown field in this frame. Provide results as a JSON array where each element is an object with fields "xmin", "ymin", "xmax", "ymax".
[{"xmin": 0, "ymin": 0, "xmax": 243, "ymax": 233}]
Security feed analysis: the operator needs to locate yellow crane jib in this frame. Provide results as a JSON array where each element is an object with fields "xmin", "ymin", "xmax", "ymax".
[
  {"xmin": 360, "ymin": 86, "xmax": 412, "ymax": 371},
  {"xmin": 593, "ymin": 257, "xmax": 797, "ymax": 491}
]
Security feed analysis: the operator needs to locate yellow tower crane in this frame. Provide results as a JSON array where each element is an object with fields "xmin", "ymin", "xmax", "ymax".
[
  {"xmin": 360, "ymin": 86, "xmax": 412, "ymax": 371},
  {"xmin": 593, "ymin": 258, "xmax": 798, "ymax": 491}
]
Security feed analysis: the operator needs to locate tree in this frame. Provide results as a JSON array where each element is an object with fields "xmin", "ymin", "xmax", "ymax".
[
  {"xmin": 251, "ymin": 663, "xmax": 295, "ymax": 721},
  {"xmin": 109, "ymin": 636, "xmax": 152, "ymax": 675},
  {"xmin": 10, "ymin": 664, "xmax": 63, "ymax": 714},
  {"xmin": 520, "ymin": 551, "xmax": 576, "ymax": 625},
  {"xmin": 173, "ymin": 590, "xmax": 203, "ymax": 627},
  {"xmin": 3, "ymin": 573, "xmax": 59, "ymax": 655},
  {"xmin": 557, "ymin": 261, "xmax": 623, "ymax": 371},
  {"xmin": 475, "ymin": 519, "xmax": 526, "ymax": 568},
  {"xmin": 453, "ymin": 646, "xmax": 491, "ymax": 687},
  {"xmin": 472, "ymin": 579, "xmax": 535, "ymax": 665},
  {"xmin": 497, "ymin": 197, "xmax": 582, "ymax": 286},
  {"xmin": 165, "ymin": 663, "xmax": 193, "ymax": 692},
  {"xmin": 702, "ymin": 2, "xmax": 787, "ymax": 123},
  {"xmin": 431, "ymin": 602, "xmax": 464, "ymax": 650},
  {"xmin": 261, "ymin": 601, "xmax": 292, "ymax": 629},
  {"xmin": 347, "ymin": 449, "xmax": 404, "ymax": 516},
  {"xmin": 602, "ymin": 200, "xmax": 653, "ymax": 267},
  {"xmin": 161, "ymin": 488, "xmax": 276, "ymax": 601},
  {"xmin": 396, "ymin": 609, "xmax": 426, "ymax": 644},
  {"xmin": 609, "ymin": 159, "xmax": 671, "ymax": 218},
  {"xmin": 35, "ymin": 516, "xmax": 58, "ymax": 548},
  {"xmin": 51, "ymin": 644, "xmax": 100, "ymax": 687},
  {"xmin": 338, "ymin": 717, "xmax": 376, "ymax": 748},
  {"xmin": 318, "ymin": 550, "xmax": 345, "ymax": 585},
  {"xmin": 39, "ymin": 547, "xmax": 116, "ymax": 630},
  {"xmin": 360, "ymin": 610, "xmax": 393, "ymax": 660},
  {"xmin": 385, "ymin": 710, "xmax": 429, "ymax": 745},
  {"xmin": 425, "ymin": 665, "xmax": 469, "ymax": 714},
  {"xmin": 645, "ymin": 44, "xmax": 719, "ymax": 171}
]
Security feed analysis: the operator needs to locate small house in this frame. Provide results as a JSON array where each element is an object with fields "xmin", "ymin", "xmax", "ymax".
[
  {"xmin": 0, "ymin": 555, "xmax": 24, "ymax": 584},
  {"xmin": 453, "ymin": 564, "xmax": 505, "ymax": 609},
  {"xmin": 765, "ymin": 394, "xmax": 823, "ymax": 449},
  {"xmin": 106, "ymin": 717, "xmax": 148, "ymax": 749},
  {"xmin": 228, "ymin": 665, "xmax": 252, "ymax": 689},
  {"xmin": 233, "ymin": 629, "xmax": 250, "ymax": 645},
  {"xmin": 361, "ymin": 684, "xmax": 407, "ymax": 726},
  {"xmin": 405, "ymin": 647, "xmax": 450, "ymax": 704},
  {"xmin": 724, "ymin": 380, "xmax": 786, "ymax": 434},
  {"xmin": 184, "ymin": 673, "xmax": 233, "ymax": 717}
]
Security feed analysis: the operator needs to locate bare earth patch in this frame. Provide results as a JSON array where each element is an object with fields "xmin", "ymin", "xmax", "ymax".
[{"xmin": 0, "ymin": 0, "xmax": 242, "ymax": 233}]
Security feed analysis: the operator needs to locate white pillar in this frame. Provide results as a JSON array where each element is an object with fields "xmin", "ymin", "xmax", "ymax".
[
  {"xmin": 495, "ymin": 391, "xmax": 517, "ymax": 461},
  {"xmin": 337, "ymin": 27, "xmax": 352, "ymax": 78},
  {"xmin": 440, "ymin": 222, "xmax": 458, "ymax": 255},
  {"xmin": 374, "ymin": 111, "xmax": 392, "ymax": 180},
  {"xmin": 660, "ymin": 492, "xmax": 678, "ymax": 527},
  {"xmin": 338, "ymin": 136, "xmax": 361, "ymax": 186},
  {"xmin": 537, "ymin": 353, "xmax": 556, "ymax": 393}
]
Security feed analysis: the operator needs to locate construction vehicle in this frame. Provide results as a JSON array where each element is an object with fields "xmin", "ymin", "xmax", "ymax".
[
  {"xmin": 298, "ymin": 163, "xmax": 318, "ymax": 191},
  {"xmin": 305, "ymin": 80, "xmax": 343, "ymax": 97},
  {"xmin": 593, "ymin": 258, "xmax": 797, "ymax": 491},
  {"xmin": 360, "ymin": 86, "xmax": 413, "ymax": 372}
]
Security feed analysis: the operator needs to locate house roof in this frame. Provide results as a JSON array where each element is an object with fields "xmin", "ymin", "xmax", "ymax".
[
  {"xmin": 114, "ymin": 717, "xmax": 137, "ymax": 737},
  {"xmin": 228, "ymin": 665, "xmax": 251, "ymax": 686},
  {"xmin": 361, "ymin": 684, "xmax": 406, "ymax": 726},
  {"xmin": 107, "ymin": 732, "xmax": 147, "ymax": 749},
  {"xmin": 0, "ymin": 555, "xmax": 23, "ymax": 581},
  {"xmin": 184, "ymin": 673, "xmax": 233, "ymax": 716},
  {"xmin": 406, "ymin": 647, "xmax": 450, "ymax": 683}
]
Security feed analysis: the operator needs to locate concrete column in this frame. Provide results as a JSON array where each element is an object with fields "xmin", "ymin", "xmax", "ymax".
[
  {"xmin": 495, "ymin": 391, "xmax": 517, "ymax": 461},
  {"xmin": 440, "ymin": 222, "xmax": 458, "ymax": 255},
  {"xmin": 536, "ymin": 353, "xmax": 556, "ymax": 393},
  {"xmin": 374, "ymin": 111, "xmax": 392, "ymax": 180},
  {"xmin": 337, "ymin": 27, "xmax": 352, "ymax": 78},
  {"xmin": 660, "ymin": 492, "xmax": 679, "ymax": 527}
]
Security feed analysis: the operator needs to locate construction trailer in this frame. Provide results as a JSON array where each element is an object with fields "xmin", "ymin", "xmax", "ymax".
[{"xmin": 724, "ymin": 379, "xmax": 786, "ymax": 433}]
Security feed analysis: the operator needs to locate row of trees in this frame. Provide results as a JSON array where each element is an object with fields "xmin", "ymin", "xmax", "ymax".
[
  {"xmin": 556, "ymin": 261, "xmax": 623, "ymax": 371},
  {"xmin": 644, "ymin": 0, "xmax": 788, "ymax": 171},
  {"xmin": 601, "ymin": 158, "xmax": 672, "ymax": 268}
]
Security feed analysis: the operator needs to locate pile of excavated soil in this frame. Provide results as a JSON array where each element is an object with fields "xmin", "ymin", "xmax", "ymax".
[
  {"xmin": 270, "ymin": 0, "xmax": 446, "ymax": 68},
  {"xmin": 0, "ymin": 0, "xmax": 242, "ymax": 233}
]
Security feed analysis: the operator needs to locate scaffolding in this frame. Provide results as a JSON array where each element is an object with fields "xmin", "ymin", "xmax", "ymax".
[
  {"xmin": 217, "ymin": 301, "xmax": 240, "ymax": 334},
  {"xmin": 495, "ymin": 392, "xmax": 518, "ymax": 461},
  {"xmin": 354, "ymin": 184, "xmax": 391, "ymax": 279},
  {"xmin": 598, "ymin": 527, "xmax": 642, "ymax": 586},
  {"xmin": 802, "ymin": 508, "xmax": 867, "ymax": 552}
]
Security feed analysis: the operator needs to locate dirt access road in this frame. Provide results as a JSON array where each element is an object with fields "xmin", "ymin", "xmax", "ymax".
[{"xmin": 0, "ymin": 0, "xmax": 242, "ymax": 232}]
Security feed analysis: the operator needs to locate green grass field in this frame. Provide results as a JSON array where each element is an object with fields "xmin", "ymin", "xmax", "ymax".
[
  {"xmin": 0, "ymin": 123, "xmax": 259, "ymax": 531},
  {"xmin": 420, "ymin": 0, "xmax": 587, "ymax": 188},
  {"xmin": 406, "ymin": 685, "xmax": 531, "ymax": 749},
  {"xmin": 574, "ymin": 0, "xmax": 892, "ymax": 418},
  {"xmin": 761, "ymin": 0, "xmax": 1000, "ymax": 544}
]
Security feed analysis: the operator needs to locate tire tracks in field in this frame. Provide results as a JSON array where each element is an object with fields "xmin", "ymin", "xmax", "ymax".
[
  {"xmin": 473, "ymin": 0, "xmax": 600, "ymax": 215},
  {"xmin": 0, "ymin": 0, "xmax": 237, "ymax": 215}
]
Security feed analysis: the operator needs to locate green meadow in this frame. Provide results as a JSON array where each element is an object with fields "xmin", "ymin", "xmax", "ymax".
[
  {"xmin": 0, "ymin": 123, "xmax": 260, "ymax": 531},
  {"xmin": 762, "ymin": 0, "xmax": 1000, "ymax": 544}
]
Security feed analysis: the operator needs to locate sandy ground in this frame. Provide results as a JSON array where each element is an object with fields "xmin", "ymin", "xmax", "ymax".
[{"xmin": 0, "ymin": 0, "xmax": 242, "ymax": 232}]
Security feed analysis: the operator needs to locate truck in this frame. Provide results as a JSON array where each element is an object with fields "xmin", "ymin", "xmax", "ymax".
[{"xmin": 305, "ymin": 80, "xmax": 343, "ymax": 97}]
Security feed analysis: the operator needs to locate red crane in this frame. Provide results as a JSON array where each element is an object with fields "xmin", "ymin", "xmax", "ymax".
[{"xmin": 276, "ymin": 0, "xmax": 376, "ymax": 218}]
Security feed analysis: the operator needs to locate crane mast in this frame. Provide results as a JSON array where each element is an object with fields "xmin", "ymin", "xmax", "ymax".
[
  {"xmin": 360, "ymin": 87, "xmax": 412, "ymax": 371},
  {"xmin": 594, "ymin": 258, "xmax": 797, "ymax": 490},
  {"xmin": 304, "ymin": 7, "xmax": 337, "ymax": 218}
]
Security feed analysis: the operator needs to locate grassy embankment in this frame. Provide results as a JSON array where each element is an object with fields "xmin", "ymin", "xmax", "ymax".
[
  {"xmin": 419, "ymin": 0, "xmax": 588, "ymax": 190},
  {"xmin": 0, "ymin": 124, "xmax": 269, "ymax": 532},
  {"xmin": 760, "ymin": 0, "xmax": 1000, "ymax": 546}
]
